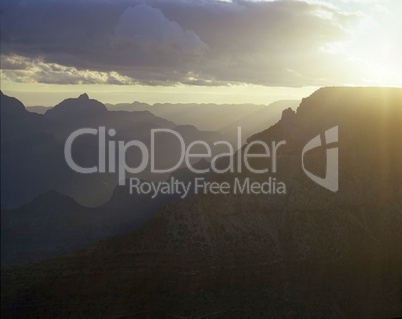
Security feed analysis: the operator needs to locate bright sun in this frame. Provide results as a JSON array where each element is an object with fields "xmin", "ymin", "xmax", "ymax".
[{"xmin": 345, "ymin": 5, "xmax": 402, "ymax": 87}]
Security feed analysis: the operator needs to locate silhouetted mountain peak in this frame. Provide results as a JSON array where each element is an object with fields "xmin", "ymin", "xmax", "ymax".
[
  {"xmin": 297, "ymin": 86, "xmax": 402, "ymax": 118},
  {"xmin": 281, "ymin": 107, "xmax": 296, "ymax": 121},
  {"xmin": 279, "ymin": 107, "xmax": 297, "ymax": 131},
  {"xmin": 0, "ymin": 91, "xmax": 28, "ymax": 115},
  {"xmin": 78, "ymin": 93, "xmax": 89, "ymax": 100},
  {"xmin": 45, "ymin": 93, "xmax": 107, "ymax": 119}
]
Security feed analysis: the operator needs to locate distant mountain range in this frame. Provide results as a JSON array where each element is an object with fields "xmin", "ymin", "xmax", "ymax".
[
  {"xmin": 27, "ymin": 99, "xmax": 300, "ymax": 143},
  {"xmin": 24, "ymin": 105, "xmax": 49, "ymax": 114},
  {"xmin": 106, "ymin": 100, "xmax": 300, "ymax": 142},
  {"xmin": 2, "ymin": 87, "xmax": 402, "ymax": 318},
  {"xmin": 1, "ymin": 91, "xmax": 239, "ymax": 264},
  {"xmin": 1, "ymin": 92, "xmax": 227, "ymax": 209}
]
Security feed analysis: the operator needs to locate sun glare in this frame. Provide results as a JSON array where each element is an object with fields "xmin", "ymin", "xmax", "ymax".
[{"xmin": 346, "ymin": 5, "xmax": 402, "ymax": 86}]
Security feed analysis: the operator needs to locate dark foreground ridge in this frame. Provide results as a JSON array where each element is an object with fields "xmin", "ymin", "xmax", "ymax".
[{"xmin": 2, "ymin": 87, "xmax": 402, "ymax": 318}]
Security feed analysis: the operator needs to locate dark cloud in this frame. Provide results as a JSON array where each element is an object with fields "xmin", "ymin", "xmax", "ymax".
[
  {"xmin": 0, "ymin": 0, "xmax": 362, "ymax": 86},
  {"xmin": 115, "ymin": 3, "xmax": 208, "ymax": 55}
]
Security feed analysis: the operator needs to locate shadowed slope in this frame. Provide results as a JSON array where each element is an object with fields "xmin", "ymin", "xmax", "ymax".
[{"xmin": 2, "ymin": 88, "xmax": 402, "ymax": 318}]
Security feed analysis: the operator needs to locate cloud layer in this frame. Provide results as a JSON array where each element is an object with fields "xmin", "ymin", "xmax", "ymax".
[{"xmin": 0, "ymin": 0, "xmax": 397, "ymax": 86}]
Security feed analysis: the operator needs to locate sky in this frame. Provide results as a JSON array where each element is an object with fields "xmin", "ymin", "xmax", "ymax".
[{"xmin": 1, "ymin": 0, "xmax": 401, "ymax": 106}]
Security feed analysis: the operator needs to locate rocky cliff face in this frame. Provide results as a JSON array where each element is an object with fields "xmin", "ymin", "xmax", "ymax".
[{"xmin": 2, "ymin": 87, "xmax": 402, "ymax": 318}]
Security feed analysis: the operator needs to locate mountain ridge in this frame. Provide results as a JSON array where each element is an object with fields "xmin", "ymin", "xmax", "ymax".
[{"xmin": 2, "ymin": 87, "xmax": 401, "ymax": 318}]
